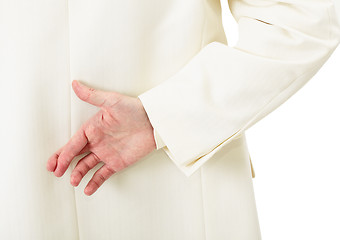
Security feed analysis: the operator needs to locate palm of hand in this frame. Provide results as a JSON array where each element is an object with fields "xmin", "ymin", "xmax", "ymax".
[{"xmin": 46, "ymin": 80, "xmax": 156, "ymax": 196}]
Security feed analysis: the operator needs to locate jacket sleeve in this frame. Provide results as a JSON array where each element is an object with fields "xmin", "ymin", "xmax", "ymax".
[{"xmin": 138, "ymin": 0, "xmax": 340, "ymax": 177}]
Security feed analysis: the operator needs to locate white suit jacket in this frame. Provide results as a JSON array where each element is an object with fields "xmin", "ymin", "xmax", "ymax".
[
  {"xmin": 1, "ymin": 0, "xmax": 340, "ymax": 239},
  {"xmin": 138, "ymin": 0, "xmax": 340, "ymax": 177}
]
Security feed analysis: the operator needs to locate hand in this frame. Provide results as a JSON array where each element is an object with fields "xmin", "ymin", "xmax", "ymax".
[{"xmin": 46, "ymin": 80, "xmax": 156, "ymax": 196}]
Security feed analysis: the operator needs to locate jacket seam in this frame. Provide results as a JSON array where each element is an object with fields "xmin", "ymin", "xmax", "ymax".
[{"xmin": 66, "ymin": 0, "xmax": 80, "ymax": 239}]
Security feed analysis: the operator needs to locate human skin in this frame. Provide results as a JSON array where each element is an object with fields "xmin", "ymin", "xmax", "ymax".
[{"xmin": 46, "ymin": 80, "xmax": 156, "ymax": 196}]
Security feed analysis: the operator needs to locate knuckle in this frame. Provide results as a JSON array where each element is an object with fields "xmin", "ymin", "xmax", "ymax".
[
  {"xmin": 106, "ymin": 166, "xmax": 115, "ymax": 175},
  {"xmin": 82, "ymin": 161, "xmax": 92, "ymax": 171},
  {"xmin": 92, "ymin": 180, "xmax": 101, "ymax": 189},
  {"xmin": 92, "ymin": 153, "xmax": 101, "ymax": 163},
  {"xmin": 74, "ymin": 169, "xmax": 84, "ymax": 178},
  {"xmin": 58, "ymin": 161, "xmax": 68, "ymax": 169},
  {"xmin": 98, "ymin": 174, "xmax": 106, "ymax": 183},
  {"xmin": 85, "ymin": 125, "xmax": 95, "ymax": 136}
]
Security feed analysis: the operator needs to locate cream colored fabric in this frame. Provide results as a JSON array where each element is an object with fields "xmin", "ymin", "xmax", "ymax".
[
  {"xmin": 1, "ymin": 0, "xmax": 339, "ymax": 239},
  {"xmin": 139, "ymin": 0, "xmax": 340, "ymax": 177},
  {"xmin": 154, "ymin": 129, "xmax": 166, "ymax": 150}
]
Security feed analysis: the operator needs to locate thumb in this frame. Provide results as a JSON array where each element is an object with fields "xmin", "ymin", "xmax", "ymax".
[{"xmin": 72, "ymin": 80, "xmax": 110, "ymax": 107}]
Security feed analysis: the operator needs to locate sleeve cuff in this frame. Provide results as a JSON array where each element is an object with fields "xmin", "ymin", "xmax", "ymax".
[{"xmin": 153, "ymin": 128, "xmax": 166, "ymax": 150}]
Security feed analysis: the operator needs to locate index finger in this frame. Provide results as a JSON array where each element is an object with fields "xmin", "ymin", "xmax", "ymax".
[{"xmin": 54, "ymin": 124, "xmax": 88, "ymax": 177}]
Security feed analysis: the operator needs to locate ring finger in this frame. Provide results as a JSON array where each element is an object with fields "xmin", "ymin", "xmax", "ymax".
[{"xmin": 70, "ymin": 152, "xmax": 101, "ymax": 187}]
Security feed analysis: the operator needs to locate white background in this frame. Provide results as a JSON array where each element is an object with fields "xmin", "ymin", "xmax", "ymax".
[{"xmin": 221, "ymin": 0, "xmax": 340, "ymax": 239}]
